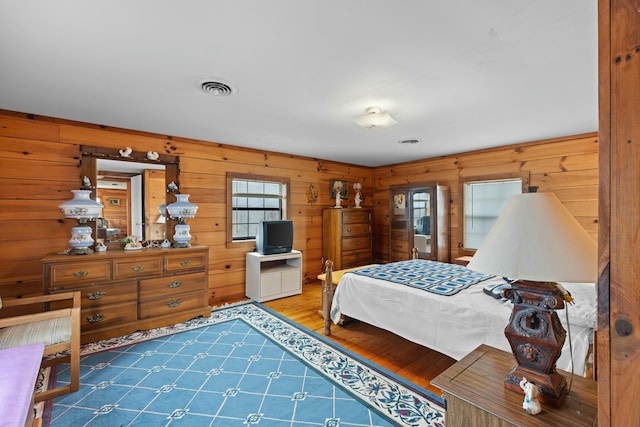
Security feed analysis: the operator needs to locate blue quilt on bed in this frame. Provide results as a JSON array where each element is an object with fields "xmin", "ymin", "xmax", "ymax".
[{"xmin": 352, "ymin": 259, "xmax": 495, "ymax": 296}]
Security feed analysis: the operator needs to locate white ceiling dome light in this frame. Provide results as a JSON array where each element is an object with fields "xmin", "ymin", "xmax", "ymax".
[{"xmin": 351, "ymin": 106, "xmax": 398, "ymax": 129}]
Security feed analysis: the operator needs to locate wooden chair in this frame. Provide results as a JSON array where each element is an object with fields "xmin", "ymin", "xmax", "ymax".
[{"xmin": 0, "ymin": 291, "xmax": 81, "ymax": 402}]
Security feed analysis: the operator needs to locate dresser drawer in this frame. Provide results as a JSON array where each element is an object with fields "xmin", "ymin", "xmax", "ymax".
[
  {"xmin": 139, "ymin": 272, "xmax": 206, "ymax": 299},
  {"xmin": 47, "ymin": 261, "xmax": 111, "ymax": 290},
  {"xmin": 138, "ymin": 291, "xmax": 206, "ymax": 319},
  {"xmin": 164, "ymin": 252, "xmax": 207, "ymax": 273},
  {"xmin": 341, "ymin": 250, "xmax": 372, "ymax": 267},
  {"xmin": 390, "ymin": 229, "xmax": 409, "ymax": 241},
  {"xmin": 390, "ymin": 239, "xmax": 409, "ymax": 252},
  {"xmin": 341, "ymin": 210, "xmax": 371, "ymax": 224},
  {"xmin": 78, "ymin": 281, "xmax": 137, "ymax": 308},
  {"xmin": 114, "ymin": 257, "xmax": 163, "ymax": 279},
  {"xmin": 341, "ymin": 236, "xmax": 371, "ymax": 252},
  {"xmin": 82, "ymin": 302, "xmax": 138, "ymax": 331},
  {"xmin": 341, "ymin": 223, "xmax": 371, "ymax": 237}
]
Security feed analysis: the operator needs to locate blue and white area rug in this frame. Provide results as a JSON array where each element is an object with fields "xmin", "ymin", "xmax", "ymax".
[{"xmin": 47, "ymin": 302, "xmax": 445, "ymax": 427}]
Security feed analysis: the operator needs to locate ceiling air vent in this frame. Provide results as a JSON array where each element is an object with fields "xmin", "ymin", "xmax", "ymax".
[
  {"xmin": 398, "ymin": 138, "xmax": 421, "ymax": 144},
  {"xmin": 198, "ymin": 79, "xmax": 237, "ymax": 96}
]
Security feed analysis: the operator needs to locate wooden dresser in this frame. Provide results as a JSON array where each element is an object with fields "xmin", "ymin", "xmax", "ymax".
[
  {"xmin": 322, "ymin": 208, "xmax": 372, "ymax": 271},
  {"xmin": 42, "ymin": 245, "xmax": 210, "ymax": 344}
]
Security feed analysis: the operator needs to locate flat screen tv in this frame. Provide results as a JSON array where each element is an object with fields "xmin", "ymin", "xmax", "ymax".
[{"xmin": 255, "ymin": 220, "xmax": 294, "ymax": 255}]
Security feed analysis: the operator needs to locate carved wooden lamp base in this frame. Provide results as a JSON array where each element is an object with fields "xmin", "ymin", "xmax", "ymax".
[{"xmin": 502, "ymin": 280, "xmax": 568, "ymax": 406}]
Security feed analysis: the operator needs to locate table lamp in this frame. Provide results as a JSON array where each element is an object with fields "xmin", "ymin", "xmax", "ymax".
[
  {"xmin": 166, "ymin": 194, "xmax": 198, "ymax": 247},
  {"xmin": 466, "ymin": 190, "xmax": 597, "ymax": 405},
  {"xmin": 59, "ymin": 189, "xmax": 104, "ymax": 254}
]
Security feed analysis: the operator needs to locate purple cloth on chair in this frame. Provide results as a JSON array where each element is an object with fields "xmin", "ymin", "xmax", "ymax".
[{"xmin": 0, "ymin": 343, "xmax": 45, "ymax": 427}]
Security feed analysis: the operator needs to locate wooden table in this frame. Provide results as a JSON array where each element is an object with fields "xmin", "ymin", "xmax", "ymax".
[
  {"xmin": 431, "ymin": 344, "xmax": 597, "ymax": 427},
  {"xmin": 0, "ymin": 343, "xmax": 45, "ymax": 427}
]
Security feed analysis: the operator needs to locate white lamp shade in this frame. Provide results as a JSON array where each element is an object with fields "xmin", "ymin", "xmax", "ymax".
[
  {"xmin": 166, "ymin": 194, "xmax": 198, "ymax": 219},
  {"xmin": 59, "ymin": 189, "xmax": 103, "ymax": 219},
  {"xmin": 466, "ymin": 192, "xmax": 597, "ymax": 283}
]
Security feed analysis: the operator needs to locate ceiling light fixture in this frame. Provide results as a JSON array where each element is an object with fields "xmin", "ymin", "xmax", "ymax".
[{"xmin": 351, "ymin": 106, "xmax": 398, "ymax": 129}]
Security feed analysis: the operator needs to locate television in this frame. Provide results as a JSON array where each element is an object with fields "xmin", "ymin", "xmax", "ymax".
[{"xmin": 255, "ymin": 220, "xmax": 294, "ymax": 255}]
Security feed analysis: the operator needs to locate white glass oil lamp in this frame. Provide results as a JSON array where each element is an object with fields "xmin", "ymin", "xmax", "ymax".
[
  {"xmin": 59, "ymin": 189, "xmax": 104, "ymax": 254},
  {"xmin": 166, "ymin": 194, "xmax": 198, "ymax": 248}
]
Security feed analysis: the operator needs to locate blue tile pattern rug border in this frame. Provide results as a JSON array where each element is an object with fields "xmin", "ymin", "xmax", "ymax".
[
  {"xmin": 47, "ymin": 302, "xmax": 445, "ymax": 427},
  {"xmin": 353, "ymin": 259, "xmax": 494, "ymax": 296}
]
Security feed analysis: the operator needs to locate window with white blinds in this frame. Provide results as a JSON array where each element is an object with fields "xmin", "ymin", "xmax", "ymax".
[
  {"xmin": 231, "ymin": 178, "xmax": 287, "ymax": 241},
  {"xmin": 463, "ymin": 178, "xmax": 522, "ymax": 250}
]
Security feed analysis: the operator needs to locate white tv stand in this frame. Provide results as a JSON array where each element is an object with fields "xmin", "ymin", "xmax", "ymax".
[{"xmin": 246, "ymin": 250, "xmax": 302, "ymax": 302}]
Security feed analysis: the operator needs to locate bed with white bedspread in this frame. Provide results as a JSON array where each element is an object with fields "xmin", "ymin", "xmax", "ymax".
[{"xmin": 328, "ymin": 259, "xmax": 596, "ymax": 376}]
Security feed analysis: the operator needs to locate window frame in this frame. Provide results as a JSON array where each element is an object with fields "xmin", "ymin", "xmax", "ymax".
[
  {"xmin": 458, "ymin": 172, "xmax": 529, "ymax": 256},
  {"xmin": 226, "ymin": 172, "xmax": 291, "ymax": 249}
]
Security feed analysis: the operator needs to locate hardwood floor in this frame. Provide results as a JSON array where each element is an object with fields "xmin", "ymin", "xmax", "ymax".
[{"xmin": 261, "ymin": 281, "xmax": 456, "ymax": 397}]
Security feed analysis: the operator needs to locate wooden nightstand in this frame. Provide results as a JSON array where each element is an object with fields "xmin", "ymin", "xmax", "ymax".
[
  {"xmin": 431, "ymin": 344, "xmax": 597, "ymax": 427},
  {"xmin": 454, "ymin": 255, "xmax": 473, "ymax": 266}
]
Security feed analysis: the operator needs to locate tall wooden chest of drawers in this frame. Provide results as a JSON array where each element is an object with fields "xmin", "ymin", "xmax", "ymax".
[
  {"xmin": 322, "ymin": 208, "xmax": 373, "ymax": 271},
  {"xmin": 42, "ymin": 245, "xmax": 211, "ymax": 344}
]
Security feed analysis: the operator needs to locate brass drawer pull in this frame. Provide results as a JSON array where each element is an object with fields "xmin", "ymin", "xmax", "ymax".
[
  {"xmin": 132, "ymin": 265, "xmax": 145, "ymax": 271},
  {"xmin": 87, "ymin": 314, "xmax": 105, "ymax": 323},
  {"xmin": 168, "ymin": 281, "xmax": 182, "ymax": 289},
  {"xmin": 73, "ymin": 270, "xmax": 89, "ymax": 278},
  {"xmin": 87, "ymin": 291, "xmax": 106, "ymax": 300},
  {"xmin": 167, "ymin": 299, "xmax": 182, "ymax": 308},
  {"xmin": 180, "ymin": 260, "xmax": 192, "ymax": 267},
  {"xmin": 346, "ymin": 228, "xmax": 352, "ymax": 233}
]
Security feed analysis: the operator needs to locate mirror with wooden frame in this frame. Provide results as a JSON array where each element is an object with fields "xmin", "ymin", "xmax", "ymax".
[{"xmin": 80, "ymin": 146, "xmax": 179, "ymax": 246}]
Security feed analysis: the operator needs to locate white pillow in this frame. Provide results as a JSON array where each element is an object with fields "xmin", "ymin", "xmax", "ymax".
[{"xmin": 559, "ymin": 282, "xmax": 597, "ymax": 329}]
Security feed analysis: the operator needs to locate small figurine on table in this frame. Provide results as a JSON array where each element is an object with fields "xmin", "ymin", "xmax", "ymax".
[{"xmin": 519, "ymin": 377, "xmax": 542, "ymax": 415}]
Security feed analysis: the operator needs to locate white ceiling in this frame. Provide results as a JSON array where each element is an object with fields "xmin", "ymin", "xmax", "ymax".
[{"xmin": 0, "ymin": 1, "xmax": 598, "ymax": 167}]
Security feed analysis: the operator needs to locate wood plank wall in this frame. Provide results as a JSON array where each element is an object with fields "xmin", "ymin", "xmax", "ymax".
[
  {"xmin": 0, "ymin": 110, "xmax": 373, "ymax": 305},
  {"xmin": 0, "ymin": 109, "xmax": 598, "ymax": 306},
  {"xmin": 371, "ymin": 133, "xmax": 599, "ymax": 263}
]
